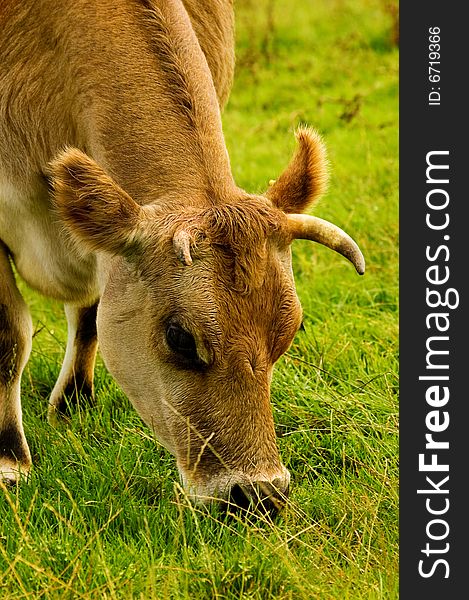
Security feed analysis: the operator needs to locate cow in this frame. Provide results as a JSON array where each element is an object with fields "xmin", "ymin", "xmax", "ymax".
[{"xmin": 0, "ymin": 0, "xmax": 364, "ymax": 514}]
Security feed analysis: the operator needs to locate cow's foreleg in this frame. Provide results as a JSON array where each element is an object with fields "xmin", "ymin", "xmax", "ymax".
[
  {"xmin": 0, "ymin": 242, "xmax": 32, "ymax": 483},
  {"xmin": 48, "ymin": 302, "xmax": 98, "ymax": 424}
]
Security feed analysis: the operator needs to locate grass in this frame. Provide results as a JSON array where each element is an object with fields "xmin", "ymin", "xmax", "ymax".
[{"xmin": 0, "ymin": 0, "xmax": 398, "ymax": 598}]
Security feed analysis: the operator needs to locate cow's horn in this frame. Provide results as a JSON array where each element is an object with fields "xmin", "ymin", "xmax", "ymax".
[
  {"xmin": 286, "ymin": 213, "xmax": 365, "ymax": 274},
  {"xmin": 173, "ymin": 229, "xmax": 193, "ymax": 266}
]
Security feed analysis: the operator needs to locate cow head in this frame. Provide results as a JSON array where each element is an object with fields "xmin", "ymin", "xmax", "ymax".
[{"xmin": 50, "ymin": 128, "xmax": 364, "ymax": 514}]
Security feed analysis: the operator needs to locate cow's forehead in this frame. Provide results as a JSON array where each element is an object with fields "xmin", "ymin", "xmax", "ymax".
[{"xmin": 157, "ymin": 244, "xmax": 302, "ymax": 340}]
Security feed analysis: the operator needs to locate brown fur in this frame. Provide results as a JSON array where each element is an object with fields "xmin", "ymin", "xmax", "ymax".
[
  {"xmin": 166, "ymin": 197, "xmax": 289, "ymax": 291},
  {"xmin": 0, "ymin": 0, "xmax": 338, "ymax": 504},
  {"xmin": 267, "ymin": 127, "xmax": 329, "ymax": 213},
  {"xmin": 51, "ymin": 148, "xmax": 143, "ymax": 256}
]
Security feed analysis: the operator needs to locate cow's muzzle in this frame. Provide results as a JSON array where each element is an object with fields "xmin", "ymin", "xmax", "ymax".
[{"xmin": 181, "ymin": 466, "xmax": 291, "ymax": 517}]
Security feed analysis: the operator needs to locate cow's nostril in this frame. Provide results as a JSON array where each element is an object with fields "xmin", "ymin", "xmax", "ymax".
[
  {"xmin": 226, "ymin": 480, "xmax": 288, "ymax": 517},
  {"xmin": 228, "ymin": 483, "xmax": 253, "ymax": 512}
]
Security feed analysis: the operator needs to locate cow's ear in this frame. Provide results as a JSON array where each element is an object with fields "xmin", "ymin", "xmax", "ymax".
[
  {"xmin": 50, "ymin": 148, "xmax": 143, "ymax": 255},
  {"xmin": 266, "ymin": 127, "xmax": 329, "ymax": 214}
]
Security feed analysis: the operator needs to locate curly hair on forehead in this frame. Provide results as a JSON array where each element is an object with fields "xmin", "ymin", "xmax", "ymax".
[
  {"xmin": 172, "ymin": 195, "xmax": 288, "ymax": 293},
  {"xmin": 202, "ymin": 198, "xmax": 284, "ymax": 247}
]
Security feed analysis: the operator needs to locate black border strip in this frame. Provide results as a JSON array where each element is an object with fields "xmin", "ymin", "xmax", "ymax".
[{"xmin": 400, "ymin": 4, "xmax": 466, "ymax": 597}]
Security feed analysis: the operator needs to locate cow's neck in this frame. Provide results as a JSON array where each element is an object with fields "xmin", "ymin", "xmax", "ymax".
[{"xmin": 76, "ymin": 0, "xmax": 236, "ymax": 208}]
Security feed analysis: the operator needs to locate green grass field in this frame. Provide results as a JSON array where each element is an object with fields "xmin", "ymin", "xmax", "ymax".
[{"xmin": 1, "ymin": 0, "xmax": 399, "ymax": 597}]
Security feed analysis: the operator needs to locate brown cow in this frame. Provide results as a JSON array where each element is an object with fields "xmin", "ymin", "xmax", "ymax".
[{"xmin": 0, "ymin": 0, "xmax": 364, "ymax": 513}]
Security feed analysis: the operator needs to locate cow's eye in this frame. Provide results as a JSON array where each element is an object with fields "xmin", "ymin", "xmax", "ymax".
[{"xmin": 165, "ymin": 322, "xmax": 198, "ymax": 361}]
